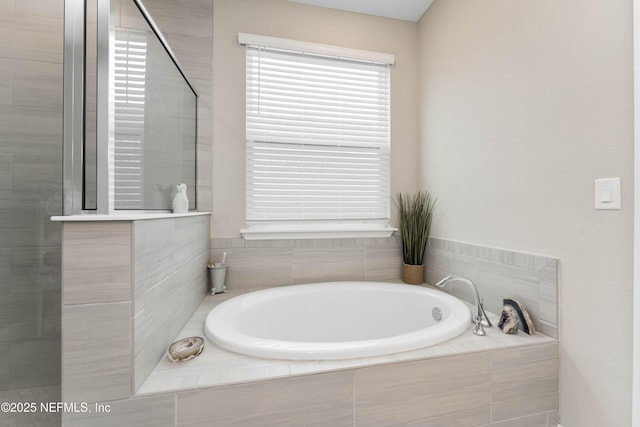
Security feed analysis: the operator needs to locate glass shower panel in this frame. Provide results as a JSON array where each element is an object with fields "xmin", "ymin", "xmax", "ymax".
[
  {"xmin": 110, "ymin": 0, "xmax": 198, "ymax": 210},
  {"xmin": 0, "ymin": 0, "xmax": 63, "ymax": 423},
  {"xmin": 77, "ymin": 0, "xmax": 198, "ymax": 213}
]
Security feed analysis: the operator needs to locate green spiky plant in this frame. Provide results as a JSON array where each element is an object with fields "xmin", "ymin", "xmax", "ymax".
[{"xmin": 395, "ymin": 191, "xmax": 437, "ymax": 265}]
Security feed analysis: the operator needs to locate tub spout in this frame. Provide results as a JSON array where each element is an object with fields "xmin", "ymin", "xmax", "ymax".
[{"xmin": 434, "ymin": 275, "xmax": 492, "ymax": 336}]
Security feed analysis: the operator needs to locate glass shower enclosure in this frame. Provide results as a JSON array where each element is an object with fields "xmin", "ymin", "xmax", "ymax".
[
  {"xmin": 0, "ymin": 1, "xmax": 64, "ymax": 426},
  {"xmin": 65, "ymin": 0, "xmax": 198, "ymax": 215},
  {"xmin": 0, "ymin": 0, "xmax": 198, "ymax": 425}
]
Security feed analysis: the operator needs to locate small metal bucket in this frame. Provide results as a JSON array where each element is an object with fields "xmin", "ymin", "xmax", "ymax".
[{"xmin": 207, "ymin": 263, "xmax": 228, "ymax": 294}]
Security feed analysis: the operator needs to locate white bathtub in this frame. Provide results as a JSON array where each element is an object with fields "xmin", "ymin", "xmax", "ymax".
[{"xmin": 204, "ymin": 281, "xmax": 471, "ymax": 360}]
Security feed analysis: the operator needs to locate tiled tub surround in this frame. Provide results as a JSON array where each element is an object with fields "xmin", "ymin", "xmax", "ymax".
[
  {"xmin": 425, "ymin": 237, "xmax": 559, "ymax": 338},
  {"xmin": 133, "ymin": 216, "xmax": 210, "ymax": 390},
  {"xmin": 211, "ymin": 236, "xmax": 559, "ymax": 338},
  {"xmin": 209, "ymin": 236, "xmax": 405, "ymax": 289},
  {"xmin": 59, "ymin": 233, "xmax": 559, "ymax": 425},
  {"xmin": 210, "ymin": 236, "xmax": 402, "ymax": 290},
  {"xmin": 60, "ymin": 214, "xmax": 210, "ymax": 403},
  {"xmin": 64, "ymin": 287, "xmax": 558, "ymax": 427}
]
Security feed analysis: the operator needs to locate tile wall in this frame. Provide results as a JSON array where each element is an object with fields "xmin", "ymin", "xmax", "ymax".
[
  {"xmin": 210, "ymin": 236, "xmax": 558, "ymax": 339},
  {"xmin": 133, "ymin": 216, "xmax": 210, "ymax": 390},
  {"xmin": 60, "ymin": 0, "xmax": 215, "ymax": 414},
  {"xmin": 0, "ymin": 0, "xmax": 213, "ymax": 398},
  {"xmin": 61, "ymin": 215, "xmax": 210, "ymax": 404},
  {"xmin": 425, "ymin": 238, "xmax": 559, "ymax": 338},
  {"xmin": 0, "ymin": 0, "xmax": 63, "ymax": 393},
  {"xmin": 63, "ymin": 342, "xmax": 559, "ymax": 426},
  {"xmin": 60, "ymin": 227, "xmax": 558, "ymax": 426},
  {"xmin": 209, "ymin": 236, "xmax": 404, "ymax": 290}
]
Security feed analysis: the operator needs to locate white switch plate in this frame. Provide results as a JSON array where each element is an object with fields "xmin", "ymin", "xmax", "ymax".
[{"xmin": 594, "ymin": 177, "xmax": 621, "ymax": 210}]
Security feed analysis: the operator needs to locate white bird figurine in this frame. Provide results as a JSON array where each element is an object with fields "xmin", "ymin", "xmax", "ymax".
[{"xmin": 172, "ymin": 183, "xmax": 189, "ymax": 213}]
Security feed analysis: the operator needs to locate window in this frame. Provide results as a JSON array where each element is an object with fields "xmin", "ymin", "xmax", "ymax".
[{"xmin": 240, "ymin": 34, "xmax": 395, "ymax": 239}]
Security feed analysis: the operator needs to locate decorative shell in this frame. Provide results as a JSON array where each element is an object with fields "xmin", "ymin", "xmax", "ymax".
[{"xmin": 167, "ymin": 336, "xmax": 204, "ymax": 362}]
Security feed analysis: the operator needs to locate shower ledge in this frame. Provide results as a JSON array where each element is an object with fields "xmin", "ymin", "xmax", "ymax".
[{"xmin": 51, "ymin": 211, "xmax": 211, "ymax": 222}]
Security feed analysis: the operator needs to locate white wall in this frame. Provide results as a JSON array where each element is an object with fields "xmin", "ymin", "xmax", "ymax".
[
  {"xmin": 418, "ymin": 0, "xmax": 634, "ymax": 425},
  {"xmin": 211, "ymin": 0, "xmax": 419, "ymax": 237}
]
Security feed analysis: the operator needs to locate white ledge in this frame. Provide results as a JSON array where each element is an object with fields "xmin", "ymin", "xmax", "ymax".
[
  {"xmin": 240, "ymin": 224, "xmax": 397, "ymax": 240},
  {"xmin": 50, "ymin": 212, "xmax": 211, "ymax": 222}
]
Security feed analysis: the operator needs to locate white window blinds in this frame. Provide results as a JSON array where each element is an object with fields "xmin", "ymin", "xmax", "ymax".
[{"xmin": 245, "ymin": 39, "xmax": 391, "ymax": 224}]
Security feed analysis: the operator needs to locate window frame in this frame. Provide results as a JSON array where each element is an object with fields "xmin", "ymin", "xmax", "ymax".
[{"xmin": 239, "ymin": 33, "xmax": 396, "ymax": 240}]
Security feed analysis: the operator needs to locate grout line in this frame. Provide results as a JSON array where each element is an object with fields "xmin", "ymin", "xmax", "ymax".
[
  {"xmin": 174, "ymin": 392, "xmax": 178, "ymax": 427},
  {"xmin": 352, "ymin": 373, "xmax": 356, "ymax": 427}
]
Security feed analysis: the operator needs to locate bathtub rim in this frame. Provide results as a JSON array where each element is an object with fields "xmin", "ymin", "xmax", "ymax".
[{"xmin": 204, "ymin": 281, "xmax": 472, "ymax": 360}]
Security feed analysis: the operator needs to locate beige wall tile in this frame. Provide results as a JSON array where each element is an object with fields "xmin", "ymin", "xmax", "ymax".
[
  {"xmin": 63, "ymin": 302, "xmax": 132, "ymax": 402},
  {"xmin": 539, "ymin": 260, "xmax": 558, "ymax": 325},
  {"xmin": 175, "ymin": 215, "xmax": 209, "ymax": 269},
  {"xmin": 0, "ymin": 10, "xmax": 62, "ymax": 63},
  {"xmin": 491, "ymin": 343, "xmax": 559, "ymax": 422},
  {"xmin": 211, "ymin": 247, "xmax": 293, "ymax": 290},
  {"xmin": 0, "ymin": 106, "xmax": 62, "ymax": 156},
  {"xmin": 0, "ymin": 58, "xmax": 11, "ymax": 106},
  {"xmin": 425, "ymin": 238, "xmax": 558, "ymax": 336},
  {"xmin": 491, "ymin": 342, "xmax": 558, "ymax": 368},
  {"xmin": 292, "ymin": 246, "xmax": 365, "ymax": 284},
  {"xmin": 134, "ymin": 216, "xmax": 209, "ymax": 390},
  {"xmin": 355, "ymin": 353, "xmax": 492, "ymax": 426},
  {"xmin": 133, "ymin": 221, "xmax": 146, "ymax": 304},
  {"xmin": 425, "ymin": 245, "xmax": 455, "ymax": 285},
  {"xmin": 141, "ymin": 218, "xmax": 175, "ymax": 291},
  {"xmin": 62, "ymin": 222, "xmax": 132, "ymax": 305},
  {"xmin": 0, "ymin": 293, "xmax": 47, "ymax": 341},
  {"xmin": 0, "ymin": 153, "xmax": 9, "ymax": 200},
  {"xmin": 482, "ymin": 412, "xmax": 548, "ymax": 427},
  {"xmin": 365, "ymin": 246, "xmax": 402, "ymax": 281},
  {"xmin": 63, "ymin": 394, "xmax": 175, "ymax": 427},
  {"xmin": 12, "ymin": 60, "xmax": 62, "ymax": 109},
  {"xmin": 135, "ymin": 257, "xmax": 206, "ymax": 390},
  {"xmin": 11, "ymin": 153, "xmax": 61, "ymax": 200},
  {"xmin": 10, "ymin": 245, "xmax": 60, "ymax": 294},
  {"xmin": 13, "ymin": 0, "xmax": 63, "ymax": 19},
  {"xmin": 177, "ymin": 371, "xmax": 353, "ymax": 427}
]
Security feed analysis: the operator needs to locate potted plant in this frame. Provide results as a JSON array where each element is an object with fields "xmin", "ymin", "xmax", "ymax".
[{"xmin": 395, "ymin": 190, "xmax": 437, "ymax": 284}]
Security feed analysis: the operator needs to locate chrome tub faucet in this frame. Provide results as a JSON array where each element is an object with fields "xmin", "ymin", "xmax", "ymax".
[{"xmin": 434, "ymin": 275, "xmax": 492, "ymax": 336}]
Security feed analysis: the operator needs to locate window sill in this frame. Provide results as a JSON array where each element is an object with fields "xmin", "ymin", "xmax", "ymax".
[{"xmin": 240, "ymin": 224, "xmax": 397, "ymax": 240}]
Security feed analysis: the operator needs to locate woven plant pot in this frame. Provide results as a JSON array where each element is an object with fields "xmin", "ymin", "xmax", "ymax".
[{"xmin": 401, "ymin": 263, "xmax": 424, "ymax": 285}]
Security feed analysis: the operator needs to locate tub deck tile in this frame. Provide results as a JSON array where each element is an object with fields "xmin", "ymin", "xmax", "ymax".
[
  {"xmin": 176, "ymin": 371, "xmax": 353, "ymax": 427},
  {"xmin": 138, "ymin": 287, "xmax": 556, "ymax": 396}
]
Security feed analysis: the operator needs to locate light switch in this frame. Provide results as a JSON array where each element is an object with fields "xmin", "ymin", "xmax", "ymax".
[{"xmin": 595, "ymin": 177, "xmax": 621, "ymax": 210}]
